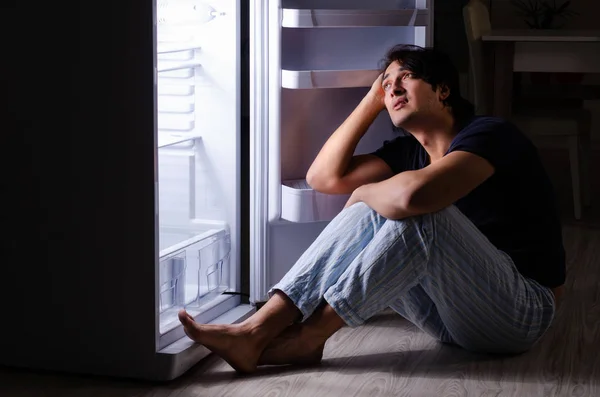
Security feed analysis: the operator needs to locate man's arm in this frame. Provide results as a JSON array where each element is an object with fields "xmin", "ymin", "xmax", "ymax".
[
  {"xmin": 346, "ymin": 151, "xmax": 494, "ymax": 219},
  {"xmin": 306, "ymin": 76, "xmax": 393, "ymax": 195}
]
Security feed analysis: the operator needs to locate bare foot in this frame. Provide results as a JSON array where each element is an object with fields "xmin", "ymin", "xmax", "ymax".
[
  {"xmin": 258, "ymin": 324, "xmax": 325, "ymax": 367},
  {"xmin": 178, "ymin": 310, "xmax": 262, "ymax": 373}
]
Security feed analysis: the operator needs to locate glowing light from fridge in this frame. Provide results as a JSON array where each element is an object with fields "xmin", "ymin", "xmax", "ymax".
[{"xmin": 157, "ymin": 0, "xmax": 220, "ymax": 26}]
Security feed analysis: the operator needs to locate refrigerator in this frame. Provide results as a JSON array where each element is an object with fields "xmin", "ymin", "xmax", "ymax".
[{"xmin": 1, "ymin": 0, "xmax": 433, "ymax": 381}]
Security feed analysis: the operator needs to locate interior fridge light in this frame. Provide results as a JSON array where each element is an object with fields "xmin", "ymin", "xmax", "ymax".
[{"xmin": 157, "ymin": 0, "xmax": 222, "ymax": 25}]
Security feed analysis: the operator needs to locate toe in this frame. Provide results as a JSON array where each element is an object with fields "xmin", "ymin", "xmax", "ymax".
[
  {"xmin": 178, "ymin": 311, "xmax": 201, "ymax": 340},
  {"xmin": 178, "ymin": 310, "xmax": 188, "ymax": 322},
  {"xmin": 178, "ymin": 310, "xmax": 193, "ymax": 325}
]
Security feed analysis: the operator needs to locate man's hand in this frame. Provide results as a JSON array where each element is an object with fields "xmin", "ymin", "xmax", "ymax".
[
  {"xmin": 367, "ymin": 73, "xmax": 386, "ymax": 113},
  {"xmin": 344, "ymin": 186, "xmax": 367, "ymax": 209},
  {"xmin": 343, "ymin": 182, "xmax": 419, "ymax": 219},
  {"xmin": 343, "ymin": 181, "xmax": 417, "ymax": 219}
]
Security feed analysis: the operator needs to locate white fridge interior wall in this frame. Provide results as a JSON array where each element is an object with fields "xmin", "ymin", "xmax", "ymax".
[
  {"xmin": 281, "ymin": 90, "xmax": 403, "ymax": 182},
  {"xmin": 254, "ymin": 0, "xmax": 434, "ymax": 301},
  {"xmin": 281, "ymin": 28, "xmax": 418, "ymax": 71},
  {"xmin": 155, "ymin": 0, "xmax": 240, "ymax": 343}
]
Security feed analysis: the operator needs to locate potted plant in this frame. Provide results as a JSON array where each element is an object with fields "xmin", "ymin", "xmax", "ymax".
[
  {"xmin": 509, "ymin": 0, "xmax": 577, "ymax": 29},
  {"xmin": 509, "ymin": 0, "xmax": 583, "ymax": 84}
]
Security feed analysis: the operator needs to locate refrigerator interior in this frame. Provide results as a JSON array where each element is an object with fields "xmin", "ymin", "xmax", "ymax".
[
  {"xmin": 155, "ymin": 0, "xmax": 240, "ymax": 344},
  {"xmin": 254, "ymin": 0, "xmax": 434, "ymax": 298}
]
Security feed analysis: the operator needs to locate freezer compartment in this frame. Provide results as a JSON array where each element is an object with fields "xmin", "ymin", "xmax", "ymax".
[
  {"xmin": 158, "ymin": 228, "xmax": 231, "ymax": 334},
  {"xmin": 281, "ymin": 179, "xmax": 350, "ymax": 223}
]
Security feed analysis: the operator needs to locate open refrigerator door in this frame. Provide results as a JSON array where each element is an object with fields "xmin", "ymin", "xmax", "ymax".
[{"xmin": 250, "ymin": 0, "xmax": 434, "ymax": 303}]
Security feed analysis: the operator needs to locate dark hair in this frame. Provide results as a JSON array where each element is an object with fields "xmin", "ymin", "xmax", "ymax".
[{"xmin": 380, "ymin": 44, "xmax": 475, "ymax": 129}]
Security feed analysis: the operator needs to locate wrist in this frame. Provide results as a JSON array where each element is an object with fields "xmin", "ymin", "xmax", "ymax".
[
  {"xmin": 364, "ymin": 92, "xmax": 385, "ymax": 112},
  {"xmin": 354, "ymin": 184, "xmax": 370, "ymax": 202}
]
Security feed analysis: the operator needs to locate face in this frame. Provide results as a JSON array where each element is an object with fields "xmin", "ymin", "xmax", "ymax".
[{"xmin": 382, "ymin": 60, "xmax": 449, "ymax": 129}]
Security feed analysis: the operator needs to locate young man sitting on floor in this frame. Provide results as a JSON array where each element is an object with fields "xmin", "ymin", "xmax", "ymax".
[{"xmin": 178, "ymin": 44, "xmax": 565, "ymax": 373}]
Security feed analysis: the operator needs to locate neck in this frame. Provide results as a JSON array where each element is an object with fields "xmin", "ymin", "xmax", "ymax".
[{"xmin": 404, "ymin": 111, "xmax": 457, "ymax": 163}]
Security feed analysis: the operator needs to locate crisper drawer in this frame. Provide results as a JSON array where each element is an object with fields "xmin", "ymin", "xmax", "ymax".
[{"xmin": 158, "ymin": 228, "xmax": 230, "ymax": 334}]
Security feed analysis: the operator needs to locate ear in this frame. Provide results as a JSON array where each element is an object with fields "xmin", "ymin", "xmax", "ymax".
[{"xmin": 438, "ymin": 84, "xmax": 450, "ymax": 101}]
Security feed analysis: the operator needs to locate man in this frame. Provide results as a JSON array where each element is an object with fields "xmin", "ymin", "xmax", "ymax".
[{"xmin": 178, "ymin": 44, "xmax": 565, "ymax": 373}]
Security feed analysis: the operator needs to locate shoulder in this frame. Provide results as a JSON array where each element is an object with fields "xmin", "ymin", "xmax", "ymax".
[
  {"xmin": 449, "ymin": 116, "xmax": 533, "ymax": 169},
  {"xmin": 457, "ymin": 116, "xmax": 521, "ymax": 138}
]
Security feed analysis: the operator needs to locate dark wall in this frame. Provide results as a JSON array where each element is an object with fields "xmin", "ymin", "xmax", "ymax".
[
  {"xmin": 434, "ymin": 0, "xmax": 472, "ymax": 73},
  {"xmin": 240, "ymin": 0, "xmax": 250, "ymax": 302}
]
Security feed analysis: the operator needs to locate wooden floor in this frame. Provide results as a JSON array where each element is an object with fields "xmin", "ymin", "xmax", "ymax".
[{"xmin": 2, "ymin": 149, "xmax": 599, "ymax": 397}]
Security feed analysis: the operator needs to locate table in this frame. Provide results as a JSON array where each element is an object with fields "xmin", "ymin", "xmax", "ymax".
[{"xmin": 481, "ymin": 30, "xmax": 600, "ymax": 118}]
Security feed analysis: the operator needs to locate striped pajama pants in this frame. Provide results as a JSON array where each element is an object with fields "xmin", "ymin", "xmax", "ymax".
[{"xmin": 269, "ymin": 202, "xmax": 556, "ymax": 353}]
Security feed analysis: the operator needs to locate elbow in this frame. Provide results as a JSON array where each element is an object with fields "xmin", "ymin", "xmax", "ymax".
[
  {"xmin": 376, "ymin": 174, "xmax": 442, "ymax": 220},
  {"xmin": 306, "ymin": 171, "xmax": 340, "ymax": 194},
  {"xmin": 386, "ymin": 188, "xmax": 424, "ymax": 220},
  {"xmin": 305, "ymin": 168, "xmax": 319, "ymax": 189},
  {"xmin": 399, "ymin": 186, "xmax": 444, "ymax": 216}
]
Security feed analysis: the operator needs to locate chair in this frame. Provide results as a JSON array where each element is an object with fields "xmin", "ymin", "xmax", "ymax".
[{"xmin": 463, "ymin": 0, "xmax": 592, "ymax": 220}]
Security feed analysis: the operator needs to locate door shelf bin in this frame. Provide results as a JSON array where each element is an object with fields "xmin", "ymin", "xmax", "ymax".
[
  {"xmin": 282, "ymin": 69, "xmax": 379, "ymax": 89},
  {"xmin": 282, "ymin": 9, "xmax": 429, "ymax": 28},
  {"xmin": 281, "ymin": 0, "xmax": 422, "ymax": 9},
  {"xmin": 281, "ymin": 179, "xmax": 350, "ymax": 223}
]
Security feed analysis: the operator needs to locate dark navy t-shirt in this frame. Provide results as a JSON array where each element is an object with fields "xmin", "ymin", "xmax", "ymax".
[{"xmin": 372, "ymin": 116, "xmax": 566, "ymax": 288}]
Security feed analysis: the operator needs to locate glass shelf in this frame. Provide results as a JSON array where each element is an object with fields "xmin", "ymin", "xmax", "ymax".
[
  {"xmin": 157, "ymin": 43, "xmax": 202, "ymax": 54},
  {"xmin": 157, "ymin": 60, "xmax": 202, "ymax": 73},
  {"xmin": 157, "ymin": 133, "xmax": 200, "ymax": 148}
]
